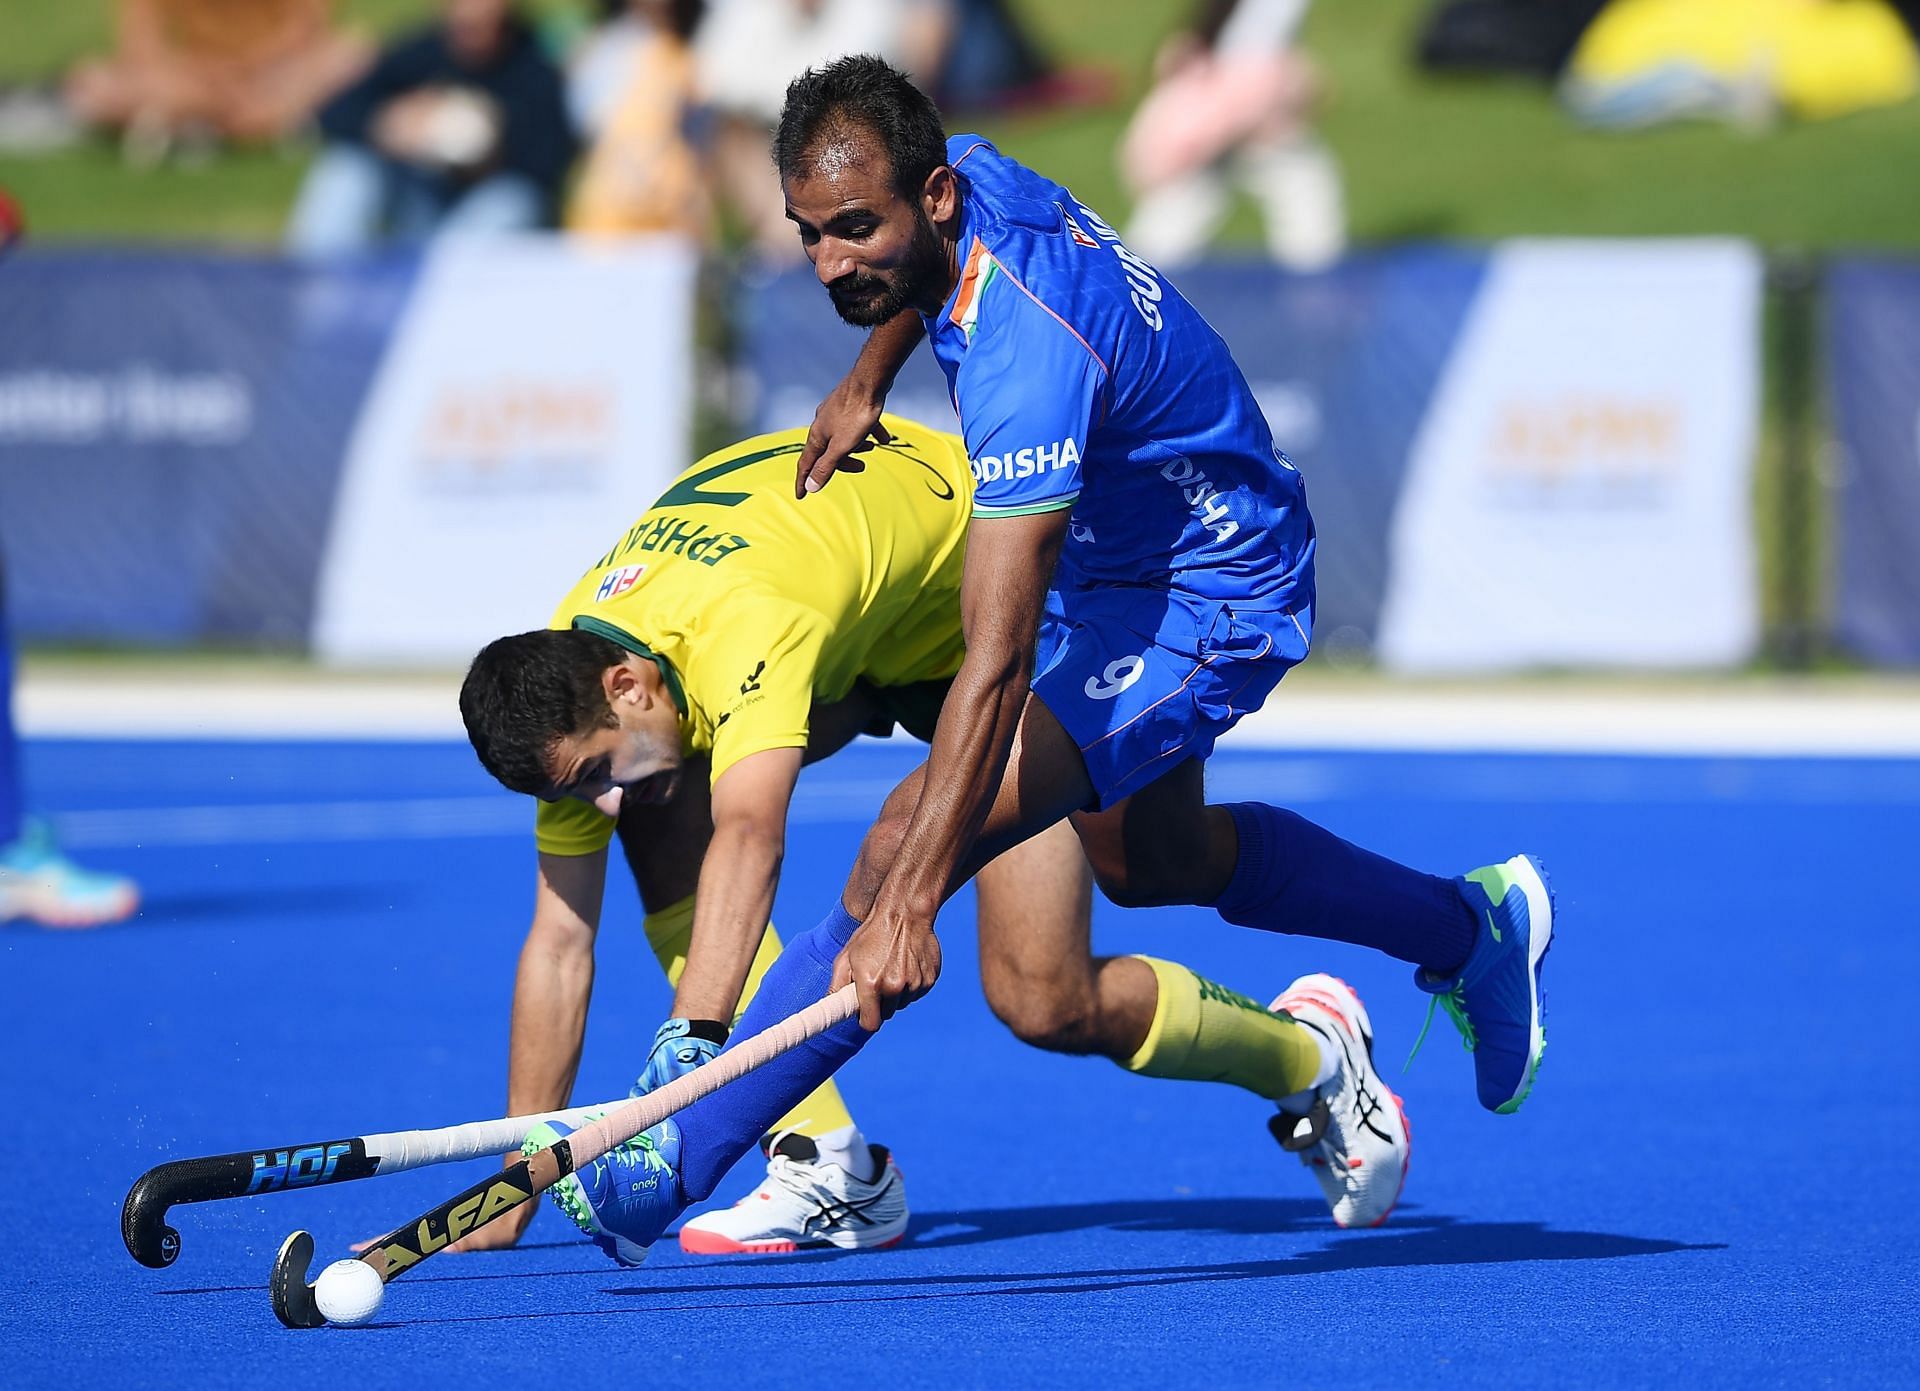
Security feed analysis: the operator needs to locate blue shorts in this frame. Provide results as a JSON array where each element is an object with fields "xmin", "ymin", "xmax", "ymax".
[{"xmin": 1030, "ymin": 584, "xmax": 1312, "ymax": 810}]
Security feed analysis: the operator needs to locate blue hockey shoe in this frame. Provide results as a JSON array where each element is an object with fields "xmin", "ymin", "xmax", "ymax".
[
  {"xmin": 522, "ymin": 1116, "xmax": 685, "ymax": 1267},
  {"xmin": 1412, "ymin": 854, "xmax": 1556, "ymax": 1114}
]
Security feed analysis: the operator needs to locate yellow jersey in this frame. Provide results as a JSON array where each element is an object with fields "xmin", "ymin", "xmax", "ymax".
[{"xmin": 536, "ymin": 416, "xmax": 974, "ymax": 855}]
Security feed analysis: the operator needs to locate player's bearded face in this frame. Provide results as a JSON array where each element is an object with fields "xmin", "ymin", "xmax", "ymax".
[
  {"xmin": 785, "ymin": 150, "xmax": 951, "ymax": 328},
  {"xmin": 824, "ymin": 203, "xmax": 946, "ymax": 327}
]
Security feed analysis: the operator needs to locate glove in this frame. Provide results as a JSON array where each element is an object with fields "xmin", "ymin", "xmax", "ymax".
[{"xmin": 629, "ymin": 1017, "xmax": 728, "ymax": 1097}]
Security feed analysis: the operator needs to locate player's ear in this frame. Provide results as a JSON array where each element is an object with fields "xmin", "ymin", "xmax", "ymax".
[
  {"xmin": 604, "ymin": 658, "xmax": 643, "ymax": 707},
  {"xmin": 924, "ymin": 165, "xmax": 958, "ymax": 227}
]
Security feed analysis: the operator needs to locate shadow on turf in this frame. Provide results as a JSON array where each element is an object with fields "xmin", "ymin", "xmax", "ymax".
[
  {"xmin": 591, "ymin": 1205, "xmax": 1724, "ymax": 1308},
  {"xmin": 349, "ymin": 1210, "xmax": 1722, "ymax": 1324},
  {"xmin": 5, "ymin": 882, "xmax": 415, "ymax": 934},
  {"xmin": 157, "ymin": 1202, "xmax": 1722, "ymax": 1313},
  {"xmin": 129, "ymin": 882, "xmax": 418, "ymax": 924},
  {"xmin": 905, "ymin": 1196, "xmax": 1334, "ymax": 1247},
  {"xmin": 708, "ymin": 1197, "xmax": 1725, "ymax": 1268}
]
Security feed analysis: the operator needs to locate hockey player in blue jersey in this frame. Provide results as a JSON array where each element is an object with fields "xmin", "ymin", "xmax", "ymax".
[{"xmin": 526, "ymin": 56, "xmax": 1556, "ymax": 1264}]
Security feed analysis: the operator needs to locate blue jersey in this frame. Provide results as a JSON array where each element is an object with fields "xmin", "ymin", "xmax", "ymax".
[{"xmin": 922, "ymin": 136, "xmax": 1314, "ymax": 612}]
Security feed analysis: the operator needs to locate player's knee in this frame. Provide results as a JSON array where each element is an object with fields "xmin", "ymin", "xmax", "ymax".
[
  {"xmin": 1090, "ymin": 824, "xmax": 1213, "ymax": 909},
  {"xmin": 1089, "ymin": 862, "xmax": 1189, "ymax": 911},
  {"xmin": 985, "ymin": 979, "xmax": 1101, "ymax": 1055}
]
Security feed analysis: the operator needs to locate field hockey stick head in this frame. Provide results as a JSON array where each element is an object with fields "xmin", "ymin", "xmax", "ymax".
[
  {"xmin": 121, "ymin": 1171, "xmax": 183, "ymax": 1268},
  {"xmin": 271, "ymin": 1231, "xmax": 329, "ymax": 1329}
]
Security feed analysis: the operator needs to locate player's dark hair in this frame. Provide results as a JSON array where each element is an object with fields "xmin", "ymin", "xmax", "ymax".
[
  {"xmin": 460, "ymin": 629, "xmax": 626, "ymax": 796},
  {"xmin": 774, "ymin": 54, "xmax": 948, "ymax": 200}
]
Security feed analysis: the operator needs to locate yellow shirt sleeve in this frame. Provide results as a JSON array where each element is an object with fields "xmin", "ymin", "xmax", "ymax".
[
  {"xmin": 692, "ymin": 602, "xmax": 830, "ymax": 787},
  {"xmin": 535, "ymin": 795, "xmax": 616, "ymax": 857}
]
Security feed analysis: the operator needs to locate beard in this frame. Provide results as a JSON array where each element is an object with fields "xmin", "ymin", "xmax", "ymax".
[{"xmin": 827, "ymin": 211, "xmax": 947, "ymax": 327}]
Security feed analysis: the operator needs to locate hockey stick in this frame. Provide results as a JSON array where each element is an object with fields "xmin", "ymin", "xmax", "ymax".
[
  {"xmin": 122, "ymin": 1098, "xmax": 642, "ymax": 1268},
  {"xmin": 272, "ymin": 983, "xmax": 858, "ymax": 1328}
]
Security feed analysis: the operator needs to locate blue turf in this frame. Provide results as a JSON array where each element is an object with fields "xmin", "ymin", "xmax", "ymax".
[{"xmin": 4, "ymin": 739, "xmax": 1918, "ymax": 1387}]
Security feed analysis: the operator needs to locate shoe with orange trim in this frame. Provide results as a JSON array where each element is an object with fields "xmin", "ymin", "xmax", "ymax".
[
  {"xmin": 1270, "ymin": 973, "xmax": 1410, "ymax": 1229},
  {"xmin": 678, "ymin": 1132, "xmax": 907, "ymax": 1255}
]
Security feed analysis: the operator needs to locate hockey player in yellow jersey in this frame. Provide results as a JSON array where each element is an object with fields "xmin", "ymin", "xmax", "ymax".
[
  {"xmin": 459, "ymin": 415, "xmax": 1083, "ymax": 1255},
  {"xmin": 530, "ymin": 415, "xmax": 975, "ymax": 853}
]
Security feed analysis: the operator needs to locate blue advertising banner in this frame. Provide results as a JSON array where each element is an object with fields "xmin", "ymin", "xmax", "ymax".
[
  {"xmin": 1174, "ymin": 248, "xmax": 1485, "ymax": 655},
  {"xmin": 0, "ymin": 251, "xmax": 405, "ymax": 644},
  {"xmin": 0, "ymin": 238, "xmax": 1784, "ymax": 670},
  {"xmin": 735, "ymin": 246, "xmax": 1488, "ymax": 652},
  {"xmin": 1828, "ymin": 258, "xmax": 1920, "ymax": 666}
]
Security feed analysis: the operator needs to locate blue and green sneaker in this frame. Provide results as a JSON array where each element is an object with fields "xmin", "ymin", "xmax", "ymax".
[
  {"xmin": 522, "ymin": 1116, "xmax": 685, "ymax": 1267},
  {"xmin": 1412, "ymin": 854, "xmax": 1556, "ymax": 1114},
  {"xmin": 0, "ymin": 819, "xmax": 138, "ymax": 928}
]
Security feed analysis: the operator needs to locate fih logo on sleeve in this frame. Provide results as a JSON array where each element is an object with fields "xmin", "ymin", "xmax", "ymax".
[{"xmin": 594, "ymin": 564, "xmax": 646, "ymax": 601}]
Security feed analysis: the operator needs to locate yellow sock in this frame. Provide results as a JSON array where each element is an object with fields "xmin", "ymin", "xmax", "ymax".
[
  {"xmin": 1123, "ymin": 955, "xmax": 1326, "ymax": 1101},
  {"xmin": 642, "ymin": 896, "xmax": 858, "ymax": 1140}
]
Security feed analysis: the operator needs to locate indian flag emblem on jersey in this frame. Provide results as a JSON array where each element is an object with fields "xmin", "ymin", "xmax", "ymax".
[
  {"xmin": 594, "ymin": 564, "xmax": 646, "ymax": 601},
  {"xmin": 949, "ymin": 240, "xmax": 999, "ymax": 339}
]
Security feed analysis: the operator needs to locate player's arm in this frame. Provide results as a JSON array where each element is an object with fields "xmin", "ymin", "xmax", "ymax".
[
  {"xmin": 795, "ymin": 309, "xmax": 927, "ymax": 498},
  {"xmin": 835, "ymin": 507, "xmax": 1070, "ymax": 1030},
  {"xmin": 672, "ymin": 746, "xmax": 804, "ymax": 1021},
  {"xmin": 507, "ymin": 848, "xmax": 607, "ymax": 1118},
  {"xmin": 449, "ymin": 847, "xmax": 607, "ymax": 1253}
]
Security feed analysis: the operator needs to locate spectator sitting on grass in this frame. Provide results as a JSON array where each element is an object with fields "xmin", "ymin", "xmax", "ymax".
[
  {"xmin": 65, "ymin": 0, "xmax": 372, "ymax": 164},
  {"xmin": 285, "ymin": 0, "xmax": 578, "ymax": 256}
]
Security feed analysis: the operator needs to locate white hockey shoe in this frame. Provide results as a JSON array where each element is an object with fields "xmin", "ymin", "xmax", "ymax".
[
  {"xmin": 677, "ymin": 1131, "xmax": 909, "ymax": 1255},
  {"xmin": 1270, "ymin": 973, "xmax": 1411, "ymax": 1229}
]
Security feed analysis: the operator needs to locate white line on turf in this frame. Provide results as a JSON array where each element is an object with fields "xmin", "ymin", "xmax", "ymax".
[
  {"xmin": 44, "ymin": 759, "xmax": 1920, "ymax": 851},
  {"xmin": 20, "ymin": 673, "xmax": 1920, "ymax": 755},
  {"xmin": 44, "ymin": 780, "xmax": 917, "ymax": 850}
]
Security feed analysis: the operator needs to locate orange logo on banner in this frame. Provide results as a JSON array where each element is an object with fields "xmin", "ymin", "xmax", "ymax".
[
  {"xmin": 417, "ymin": 380, "xmax": 615, "ymax": 486},
  {"xmin": 1489, "ymin": 395, "xmax": 1680, "ymax": 494}
]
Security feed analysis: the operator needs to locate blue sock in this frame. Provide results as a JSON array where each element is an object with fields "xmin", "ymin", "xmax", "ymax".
[
  {"xmin": 0, "ymin": 582, "xmax": 22, "ymax": 848},
  {"xmin": 675, "ymin": 901, "xmax": 872, "ymax": 1202},
  {"xmin": 1211, "ymin": 803, "xmax": 1477, "ymax": 975}
]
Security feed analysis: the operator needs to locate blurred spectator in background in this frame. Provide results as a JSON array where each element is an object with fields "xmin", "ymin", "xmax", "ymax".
[
  {"xmin": 1559, "ymin": 0, "xmax": 1919, "ymax": 129},
  {"xmin": 0, "ymin": 557, "xmax": 139, "ymax": 929},
  {"xmin": 285, "ymin": 0, "xmax": 578, "ymax": 256},
  {"xmin": 1118, "ymin": 0, "xmax": 1344, "ymax": 272},
  {"xmin": 694, "ymin": 0, "xmax": 953, "ymax": 259},
  {"xmin": 566, "ymin": 0, "xmax": 711, "ymax": 240},
  {"xmin": 65, "ymin": 0, "xmax": 372, "ymax": 164},
  {"xmin": 1417, "ymin": 0, "xmax": 1608, "ymax": 82},
  {"xmin": 931, "ymin": 0, "xmax": 1112, "ymax": 112}
]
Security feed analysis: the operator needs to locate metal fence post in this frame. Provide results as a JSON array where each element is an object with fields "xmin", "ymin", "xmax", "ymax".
[{"xmin": 1768, "ymin": 250, "xmax": 1820, "ymax": 671}]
